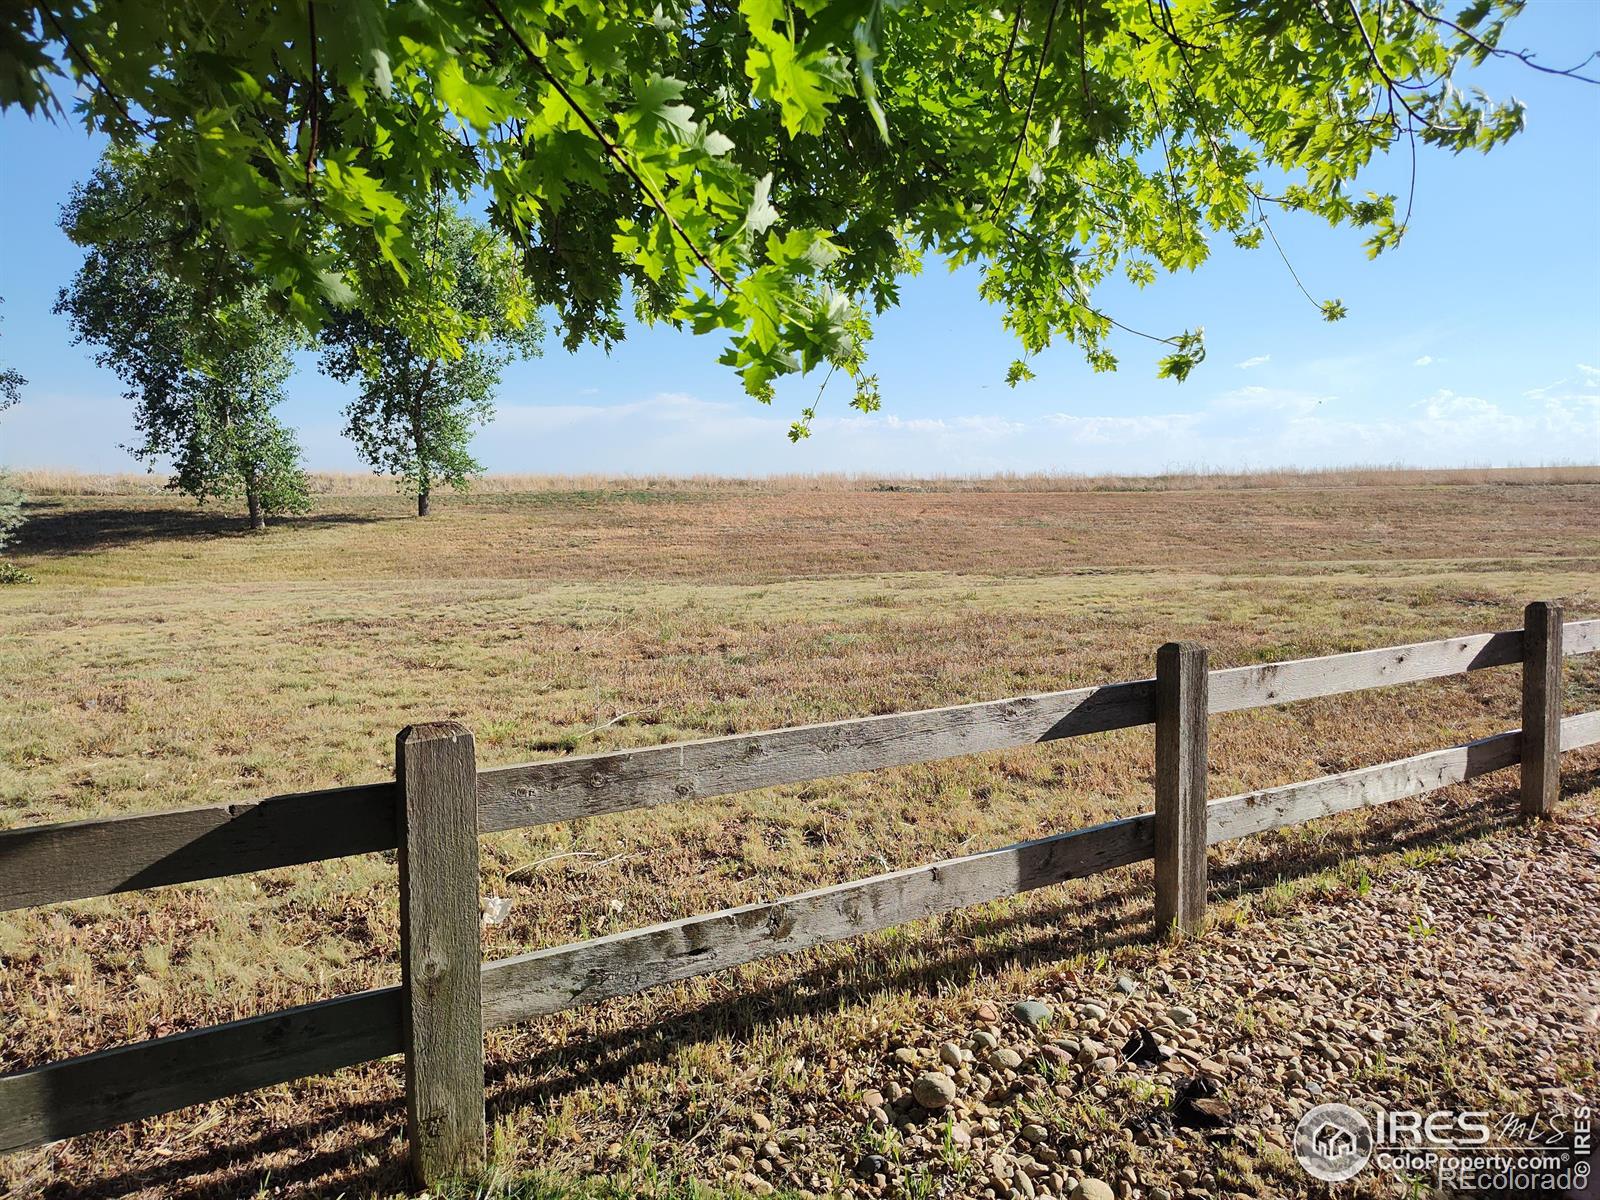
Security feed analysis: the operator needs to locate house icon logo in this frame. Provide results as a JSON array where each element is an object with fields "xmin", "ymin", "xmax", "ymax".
[{"xmin": 1295, "ymin": 1103, "xmax": 1374, "ymax": 1182}]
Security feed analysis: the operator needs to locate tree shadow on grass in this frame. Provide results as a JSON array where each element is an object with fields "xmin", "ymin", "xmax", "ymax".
[
  {"xmin": 12, "ymin": 500, "xmax": 387, "ymax": 556},
  {"xmin": 46, "ymin": 769, "xmax": 1598, "ymax": 1200}
]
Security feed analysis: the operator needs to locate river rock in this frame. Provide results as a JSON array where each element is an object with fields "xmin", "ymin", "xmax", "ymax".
[
  {"xmin": 912, "ymin": 1071, "xmax": 958, "ymax": 1109},
  {"xmin": 1014, "ymin": 999, "xmax": 1053, "ymax": 1029}
]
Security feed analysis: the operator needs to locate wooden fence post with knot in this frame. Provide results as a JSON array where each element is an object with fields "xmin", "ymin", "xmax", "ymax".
[
  {"xmin": 396, "ymin": 722, "xmax": 486, "ymax": 1185},
  {"xmin": 1155, "ymin": 642, "xmax": 1209, "ymax": 935},
  {"xmin": 1520, "ymin": 601, "xmax": 1563, "ymax": 819}
]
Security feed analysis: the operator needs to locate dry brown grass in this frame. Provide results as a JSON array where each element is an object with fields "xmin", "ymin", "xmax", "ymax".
[
  {"xmin": 9, "ymin": 475, "xmax": 1600, "ymax": 589},
  {"xmin": 0, "ymin": 477, "xmax": 1596, "ymax": 1198},
  {"xmin": 15, "ymin": 462, "xmax": 1600, "ymax": 498}
]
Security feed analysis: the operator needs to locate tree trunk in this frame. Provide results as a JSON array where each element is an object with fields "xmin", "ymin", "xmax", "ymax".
[
  {"xmin": 246, "ymin": 488, "xmax": 265, "ymax": 531},
  {"xmin": 413, "ymin": 387, "xmax": 431, "ymax": 517}
]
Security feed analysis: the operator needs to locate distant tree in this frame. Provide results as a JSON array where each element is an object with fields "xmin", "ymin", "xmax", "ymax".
[
  {"xmin": 0, "ymin": 298, "xmax": 22, "ymax": 413},
  {"xmin": 0, "ymin": 298, "xmax": 28, "ymax": 580},
  {"xmin": 319, "ymin": 205, "xmax": 542, "ymax": 516},
  {"xmin": 55, "ymin": 151, "xmax": 310, "ymax": 531},
  {"xmin": 0, "ymin": 472, "xmax": 23, "ymax": 579}
]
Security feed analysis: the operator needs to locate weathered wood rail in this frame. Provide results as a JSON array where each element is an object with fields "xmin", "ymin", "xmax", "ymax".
[{"xmin": 1, "ymin": 603, "xmax": 1597, "ymax": 1182}]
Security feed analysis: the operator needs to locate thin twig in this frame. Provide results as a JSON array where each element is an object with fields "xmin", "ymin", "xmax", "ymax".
[
  {"xmin": 812, "ymin": 362, "xmax": 839, "ymax": 407},
  {"xmin": 1152, "ymin": 0, "xmax": 1212, "ymax": 53},
  {"xmin": 569, "ymin": 707, "xmax": 652, "ymax": 744},
  {"xmin": 1256, "ymin": 199, "xmax": 1322, "ymax": 310},
  {"xmin": 505, "ymin": 850, "xmax": 604, "ymax": 882},
  {"xmin": 683, "ymin": 1099, "xmax": 734, "ymax": 1147},
  {"xmin": 1146, "ymin": 82, "xmax": 1181, "ymax": 201},
  {"xmin": 996, "ymin": 0, "xmax": 1065, "ymax": 210},
  {"xmin": 1000, "ymin": 220, "xmax": 1186, "ymax": 348},
  {"xmin": 1076, "ymin": 0, "xmax": 1091, "ymax": 108},
  {"xmin": 576, "ymin": 852, "xmax": 634, "ymax": 876},
  {"xmin": 39, "ymin": 8, "xmax": 148, "ymax": 136},
  {"xmin": 1395, "ymin": 0, "xmax": 1600, "ymax": 85},
  {"xmin": 1101, "ymin": 311, "xmax": 1182, "ymax": 347},
  {"xmin": 995, "ymin": 2, "xmax": 1028, "ymax": 108},
  {"xmin": 305, "ymin": 1, "xmax": 320, "ymax": 190},
  {"xmin": 1341, "ymin": 0, "xmax": 1460, "ymax": 134},
  {"xmin": 1402, "ymin": 119, "xmax": 1417, "ymax": 230}
]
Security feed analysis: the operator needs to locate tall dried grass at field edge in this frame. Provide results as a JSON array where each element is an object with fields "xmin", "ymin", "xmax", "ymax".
[{"xmin": 15, "ymin": 462, "xmax": 1599, "ymax": 497}]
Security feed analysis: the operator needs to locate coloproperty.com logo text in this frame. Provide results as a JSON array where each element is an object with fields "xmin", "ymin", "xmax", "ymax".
[{"xmin": 1294, "ymin": 1102, "xmax": 1592, "ymax": 1192}]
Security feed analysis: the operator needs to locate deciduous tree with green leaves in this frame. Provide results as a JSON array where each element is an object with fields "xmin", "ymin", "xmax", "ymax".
[
  {"xmin": 55, "ymin": 151, "xmax": 311, "ymax": 530},
  {"xmin": 319, "ymin": 205, "xmax": 543, "ymax": 515},
  {"xmin": 0, "ymin": 298, "xmax": 30, "ymax": 580},
  {"xmin": 7, "ymin": 2, "xmax": 1590, "ymax": 431},
  {"xmin": 0, "ymin": 299, "xmax": 23, "ymax": 415}
]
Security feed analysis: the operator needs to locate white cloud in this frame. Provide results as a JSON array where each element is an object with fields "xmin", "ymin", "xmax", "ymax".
[
  {"xmin": 833, "ymin": 413, "xmax": 1028, "ymax": 437},
  {"xmin": 1210, "ymin": 385, "xmax": 1327, "ymax": 418},
  {"xmin": 482, "ymin": 375, "xmax": 1585, "ymax": 476},
  {"xmin": 1414, "ymin": 389, "xmax": 1523, "ymax": 431},
  {"xmin": 11, "ymin": 374, "xmax": 1592, "ymax": 480},
  {"xmin": 1577, "ymin": 363, "xmax": 1600, "ymax": 389},
  {"xmin": 494, "ymin": 391, "xmax": 780, "ymax": 437},
  {"xmin": 1039, "ymin": 412, "xmax": 1204, "ymax": 444},
  {"xmin": 1413, "ymin": 355, "xmax": 1434, "ymax": 366},
  {"xmin": 1235, "ymin": 355, "xmax": 1270, "ymax": 370},
  {"xmin": 1539, "ymin": 391, "xmax": 1600, "ymax": 430}
]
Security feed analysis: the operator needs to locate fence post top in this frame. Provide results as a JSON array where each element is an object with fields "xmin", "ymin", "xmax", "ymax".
[
  {"xmin": 1157, "ymin": 641, "xmax": 1207, "ymax": 662},
  {"xmin": 1525, "ymin": 599, "xmax": 1562, "ymax": 619},
  {"xmin": 397, "ymin": 721, "xmax": 474, "ymax": 749}
]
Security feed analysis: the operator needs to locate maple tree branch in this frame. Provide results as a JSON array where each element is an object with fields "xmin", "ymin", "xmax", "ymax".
[
  {"xmin": 304, "ymin": 1, "xmax": 320, "ymax": 190},
  {"xmin": 997, "ymin": 0, "xmax": 1063, "ymax": 210},
  {"xmin": 482, "ymin": 0, "xmax": 733, "ymax": 291},
  {"xmin": 1255, "ymin": 198, "xmax": 1323, "ymax": 311},
  {"xmin": 995, "ymin": 2, "xmax": 1027, "ymax": 108},
  {"xmin": 1341, "ymin": 0, "xmax": 1462, "ymax": 134},
  {"xmin": 39, "ymin": 7, "xmax": 148, "ymax": 137},
  {"xmin": 1395, "ymin": 0, "xmax": 1600, "ymax": 85}
]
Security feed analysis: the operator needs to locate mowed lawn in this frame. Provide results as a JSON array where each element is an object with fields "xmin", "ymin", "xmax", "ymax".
[{"xmin": 1, "ymin": 472, "xmax": 1598, "ymax": 1198}]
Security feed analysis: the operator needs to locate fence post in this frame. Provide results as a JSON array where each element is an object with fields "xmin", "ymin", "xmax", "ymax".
[
  {"xmin": 396, "ymin": 722, "xmax": 486, "ymax": 1185},
  {"xmin": 1520, "ymin": 601, "xmax": 1563, "ymax": 819},
  {"xmin": 1155, "ymin": 642, "xmax": 1209, "ymax": 935}
]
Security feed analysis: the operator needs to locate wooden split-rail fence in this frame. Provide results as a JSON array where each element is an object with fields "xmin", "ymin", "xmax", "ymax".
[{"xmin": 0, "ymin": 601, "xmax": 1597, "ymax": 1184}]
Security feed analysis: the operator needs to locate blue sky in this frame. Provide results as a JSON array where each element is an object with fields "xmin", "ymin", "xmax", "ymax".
[{"xmin": 2, "ymin": 6, "xmax": 1597, "ymax": 477}]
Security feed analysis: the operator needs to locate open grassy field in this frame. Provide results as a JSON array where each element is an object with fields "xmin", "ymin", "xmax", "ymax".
[{"xmin": 1, "ymin": 469, "xmax": 1597, "ymax": 1199}]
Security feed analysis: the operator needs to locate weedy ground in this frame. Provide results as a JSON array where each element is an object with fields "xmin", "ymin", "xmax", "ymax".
[{"xmin": 0, "ymin": 470, "xmax": 1596, "ymax": 1199}]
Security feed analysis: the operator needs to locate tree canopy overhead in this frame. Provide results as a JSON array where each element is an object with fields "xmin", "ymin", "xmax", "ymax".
[{"xmin": 7, "ymin": 1, "xmax": 1586, "ymax": 432}]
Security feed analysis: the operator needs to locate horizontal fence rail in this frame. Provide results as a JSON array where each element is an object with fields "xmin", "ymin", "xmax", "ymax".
[
  {"xmin": 480, "ymin": 814, "xmax": 1155, "ymax": 1028},
  {"xmin": 0, "ymin": 988, "xmax": 403, "ymax": 1152},
  {"xmin": 484, "ymin": 711, "xmax": 1600, "ymax": 1026},
  {"xmin": 0, "ymin": 784, "xmax": 395, "ymax": 913},
  {"xmin": 3, "ymin": 710, "xmax": 1598, "ymax": 1156},
  {"xmin": 476, "ymin": 679, "xmax": 1158, "ymax": 831},
  {"xmin": 0, "ymin": 610, "xmax": 1597, "ymax": 1175},
  {"xmin": 3, "ymin": 619, "xmax": 1596, "ymax": 913}
]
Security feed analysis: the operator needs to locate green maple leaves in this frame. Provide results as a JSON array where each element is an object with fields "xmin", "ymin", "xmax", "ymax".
[
  {"xmin": 5, "ymin": 0, "xmax": 1546, "ymax": 418},
  {"xmin": 623, "ymin": 74, "xmax": 699, "ymax": 145},
  {"xmin": 744, "ymin": 5, "xmax": 850, "ymax": 137}
]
